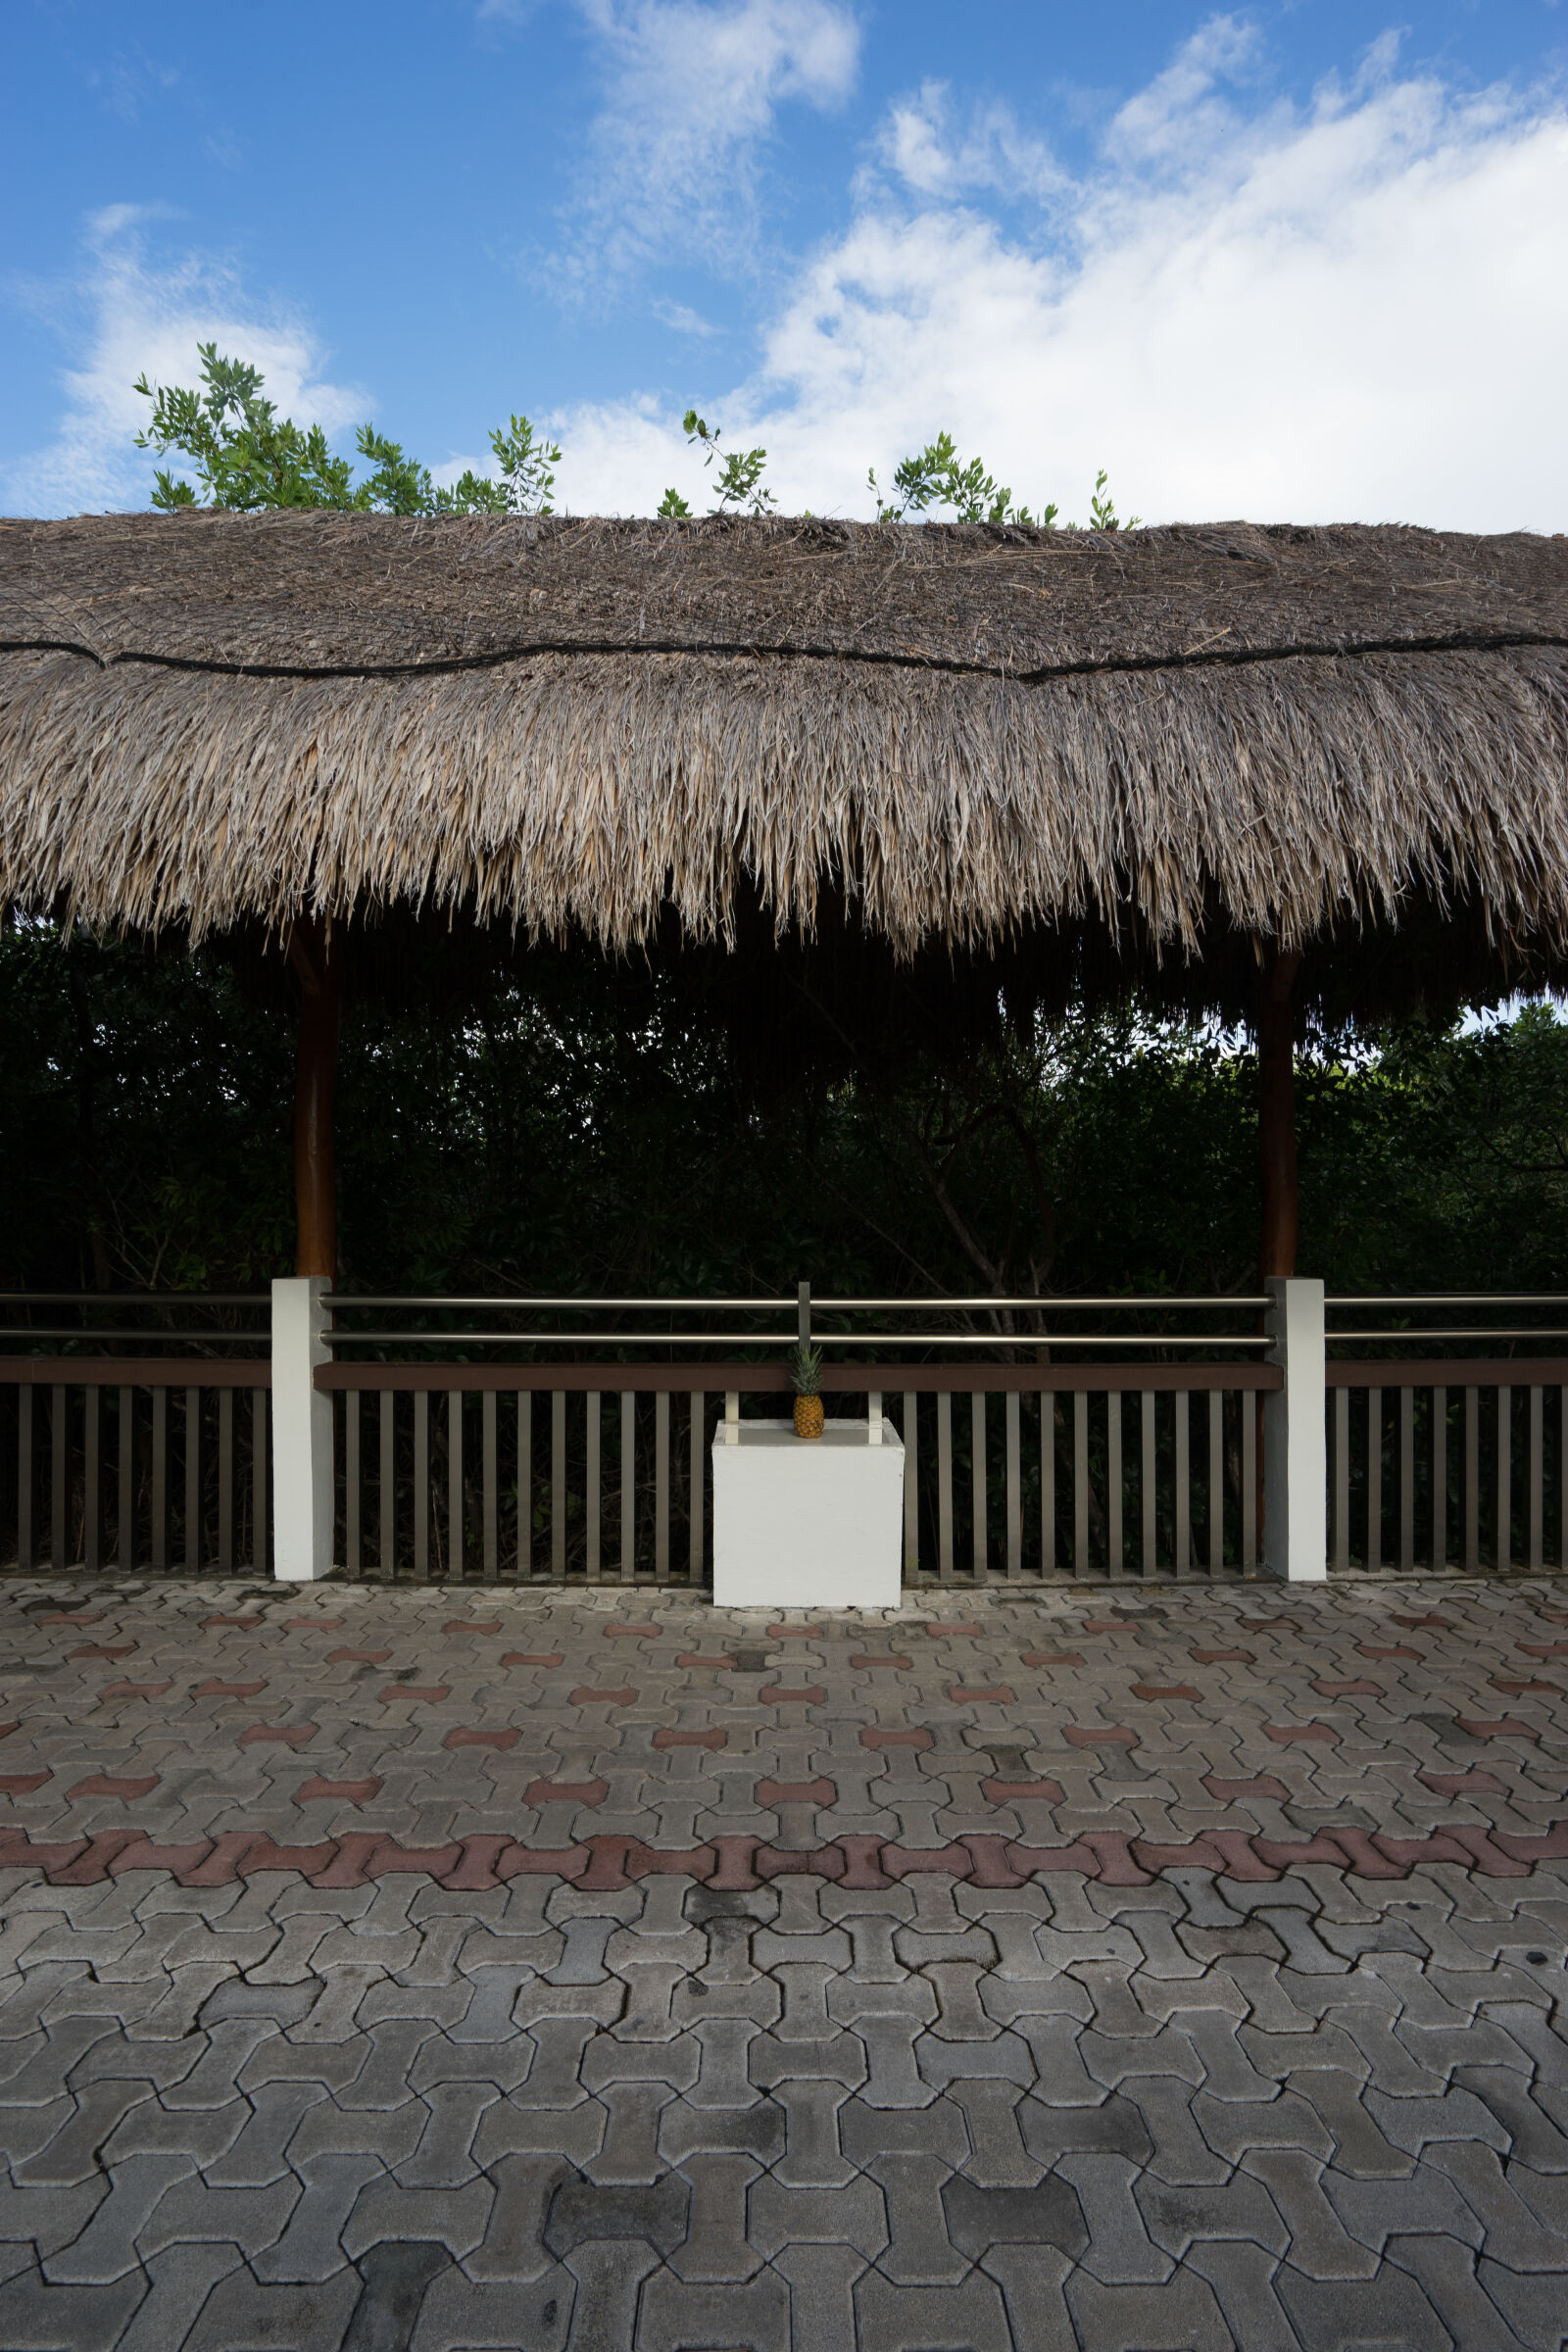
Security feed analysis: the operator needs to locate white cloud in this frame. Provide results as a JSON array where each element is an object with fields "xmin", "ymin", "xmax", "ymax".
[
  {"xmin": 559, "ymin": 0, "xmax": 860, "ymax": 283},
  {"xmin": 560, "ymin": 22, "xmax": 1568, "ymax": 531},
  {"xmin": 3, "ymin": 210, "xmax": 364, "ymax": 516}
]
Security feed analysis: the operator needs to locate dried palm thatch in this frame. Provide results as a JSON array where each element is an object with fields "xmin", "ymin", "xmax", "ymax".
[{"xmin": 2, "ymin": 510, "xmax": 1566, "ymax": 965}]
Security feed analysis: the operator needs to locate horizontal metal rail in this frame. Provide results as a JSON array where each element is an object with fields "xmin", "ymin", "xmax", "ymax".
[
  {"xmin": 1327, "ymin": 1329, "xmax": 1568, "ymax": 1344},
  {"xmin": 0, "ymin": 1293, "xmax": 269, "ymax": 1306},
  {"xmin": 1326, "ymin": 1293, "xmax": 1568, "ymax": 1305},
  {"xmin": 322, "ymin": 1330, "xmax": 1273, "ymax": 1351},
  {"xmin": 0, "ymin": 1330, "xmax": 270, "ymax": 1346},
  {"xmin": 318, "ymin": 1360, "xmax": 1283, "ymax": 1393},
  {"xmin": 325, "ymin": 1292, "xmax": 1271, "ymax": 1313}
]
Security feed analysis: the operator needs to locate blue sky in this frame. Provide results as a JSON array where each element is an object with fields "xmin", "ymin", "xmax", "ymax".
[{"xmin": 3, "ymin": 0, "xmax": 1565, "ymax": 525}]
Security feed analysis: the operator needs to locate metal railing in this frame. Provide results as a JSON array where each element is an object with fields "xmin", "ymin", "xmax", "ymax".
[{"xmin": 0, "ymin": 1296, "xmax": 270, "ymax": 1574}]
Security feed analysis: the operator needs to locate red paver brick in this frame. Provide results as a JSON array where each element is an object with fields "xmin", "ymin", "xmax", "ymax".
[
  {"xmin": 1491, "ymin": 1678, "xmax": 1559, "ymax": 1694},
  {"xmin": 1312, "ymin": 1679, "xmax": 1383, "ymax": 1696},
  {"xmin": 101, "ymin": 1681, "xmax": 173, "ymax": 1699},
  {"xmin": 0, "ymin": 1772, "xmax": 51, "ymax": 1794},
  {"xmin": 767, "ymin": 1627, "xmax": 823, "ymax": 1640},
  {"xmin": 237, "ymin": 1724, "xmax": 318, "ymax": 1748},
  {"xmin": 194, "ymin": 1680, "xmax": 268, "ymax": 1699},
  {"xmin": 1131, "ymin": 1684, "xmax": 1200, "ymax": 1701},
  {"xmin": 1418, "ymin": 1770, "xmax": 1508, "ymax": 1795},
  {"xmin": 501, "ymin": 1652, "xmax": 564, "ymax": 1667},
  {"xmin": 567, "ymin": 1687, "xmax": 637, "ymax": 1707},
  {"xmin": 524, "ymin": 1778, "xmax": 610, "ymax": 1807},
  {"xmin": 327, "ymin": 1648, "xmax": 392, "ymax": 1664},
  {"xmin": 851, "ymin": 1654, "xmax": 912, "ymax": 1670},
  {"xmin": 654, "ymin": 1728, "xmax": 726, "ymax": 1749},
  {"xmin": 37, "ymin": 1610, "xmax": 104, "ymax": 1625},
  {"xmin": 1063, "ymin": 1725, "xmax": 1138, "ymax": 1748},
  {"xmin": 1191, "ymin": 1648, "xmax": 1254, "ymax": 1663},
  {"xmin": 761, "ymin": 1686, "xmax": 825, "ymax": 1704},
  {"xmin": 66, "ymin": 1774, "xmax": 160, "ymax": 1802},
  {"xmin": 1393, "ymin": 1613, "xmax": 1455, "ymax": 1630},
  {"xmin": 444, "ymin": 1620, "xmax": 502, "ymax": 1635},
  {"xmin": 1264, "ymin": 1724, "xmax": 1340, "ymax": 1743},
  {"xmin": 861, "ymin": 1728, "xmax": 932, "ymax": 1749},
  {"xmin": 1203, "ymin": 1774, "xmax": 1290, "ymax": 1800},
  {"xmin": 982, "ymin": 1779, "xmax": 1065, "ymax": 1805},
  {"xmin": 923, "ymin": 1623, "xmax": 984, "ymax": 1638},
  {"xmin": 1457, "ymin": 1718, "xmax": 1541, "ymax": 1740},
  {"xmin": 1020, "ymin": 1652, "xmax": 1086, "ymax": 1667},
  {"xmin": 757, "ymin": 1779, "xmax": 835, "ymax": 1807},
  {"xmin": 203, "ymin": 1615, "xmax": 264, "ymax": 1629},
  {"xmin": 1358, "ymin": 1643, "xmax": 1420, "ymax": 1658},
  {"xmin": 70, "ymin": 1643, "xmax": 136, "ymax": 1659},
  {"xmin": 0, "ymin": 1724, "xmax": 18, "ymax": 1741},
  {"xmin": 295, "ymin": 1778, "xmax": 382, "ymax": 1804},
  {"xmin": 1518, "ymin": 1642, "xmax": 1568, "ymax": 1656},
  {"xmin": 444, "ymin": 1727, "xmax": 520, "ymax": 1750},
  {"xmin": 947, "ymin": 1686, "xmax": 1015, "ymax": 1704}
]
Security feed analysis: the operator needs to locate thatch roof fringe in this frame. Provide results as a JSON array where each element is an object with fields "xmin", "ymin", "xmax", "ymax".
[{"xmin": 1, "ymin": 513, "xmax": 1566, "ymax": 957}]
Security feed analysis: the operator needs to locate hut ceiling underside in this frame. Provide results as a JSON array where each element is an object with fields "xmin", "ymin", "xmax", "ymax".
[{"xmin": 1, "ymin": 513, "xmax": 1566, "ymax": 956}]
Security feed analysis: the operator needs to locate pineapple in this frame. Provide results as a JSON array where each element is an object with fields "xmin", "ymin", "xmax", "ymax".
[{"xmin": 790, "ymin": 1342, "xmax": 824, "ymax": 1441}]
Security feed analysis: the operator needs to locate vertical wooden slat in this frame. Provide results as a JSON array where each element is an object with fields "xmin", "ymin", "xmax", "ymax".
[
  {"xmin": 184, "ymin": 1388, "xmax": 201, "ymax": 1573},
  {"xmin": 483, "ymin": 1391, "xmax": 498, "ymax": 1579},
  {"xmin": 1431, "ymin": 1386, "xmax": 1446, "ymax": 1570},
  {"xmin": 1496, "ymin": 1386, "xmax": 1511, "ymax": 1571},
  {"xmin": 552, "ymin": 1391, "xmax": 566, "ymax": 1580},
  {"xmin": 414, "ymin": 1392, "xmax": 429, "ymax": 1580},
  {"xmin": 586, "ymin": 1391, "xmax": 602, "ymax": 1582},
  {"xmin": 1107, "ymin": 1394, "xmax": 1122, "ymax": 1575},
  {"xmin": 344, "ymin": 1392, "xmax": 361, "ymax": 1579},
  {"xmin": 1140, "ymin": 1391, "xmax": 1156, "ymax": 1574},
  {"xmin": 1004, "ymin": 1391, "xmax": 1021, "ymax": 1578},
  {"xmin": 1333, "ymin": 1388, "xmax": 1349, "ymax": 1572},
  {"xmin": 1040, "ymin": 1394, "xmax": 1055, "ymax": 1577},
  {"xmin": 1174, "ymin": 1391, "xmax": 1190, "ymax": 1573},
  {"xmin": 218, "ymin": 1387, "xmax": 234, "ymax": 1574},
  {"xmin": 1398, "ymin": 1388, "xmax": 1414, "ymax": 1573},
  {"xmin": 689, "ymin": 1392, "xmax": 704, "ymax": 1585},
  {"xmin": 448, "ymin": 1391, "xmax": 464, "ymax": 1582},
  {"xmin": 52, "ymin": 1385, "xmax": 69, "ymax": 1570},
  {"xmin": 1241, "ymin": 1392, "xmax": 1256, "ymax": 1570},
  {"xmin": 1073, "ymin": 1391, "xmax": 1089, "ymax": 1573},
  {"xmin": 17, "ymin": 1386, "xmax": 32, "ymax": 1573},
  {"xmin": 150, "ymin": 1386, "xmax": 168, "ymax": 1572},
  {"xmin": 620, "ymin": 1392, "xmax": 635, "ymax": 1582},
  {"xmin": 83, "ymin": 1387, "xmax": 101, "ymax": 1572},
  {"xmin": 118, "ymin": 1387, "xmax": 135, "ymax": 1572},
  {"xmin": 1208, "ymin": 1391, "xmax": 1224, "ymax": 1573},
  {"xmin": 1365, "ymin": 1389, "xmax": 1383, "ymax": 1573},
  {"xmin": 1464, "ymin": 1387, "xmax": 1480, "ymax": 1571},
  {"xmin": 655, "ymin": 1391, "xmax": 669, "ymax": 1580},
  {"xmin": 251, "ymin": 1390, "xmax": 268, "ymax": 1574},
  {"xmin": 517, "ymin": 1391, "xmax": 532, "ymax": 1581},
  {"xmin": 904, "ymin": 1393, "xmax": 918, "ymax": 1580},
  {"xmin": 380, "ymin": 1391, "xmax": 396, "ymax": 1580},
  {"xmin": 1529, "ymin": 1387, "xmax": 1544, "ymax": 1571},
  {"xmin": 971, "ymin": 1392, "xmax": 987, "ymax": 1580},
  {"xmin": 937, "ymin": 1390, "xmax": 954, "ymax": 1581}
]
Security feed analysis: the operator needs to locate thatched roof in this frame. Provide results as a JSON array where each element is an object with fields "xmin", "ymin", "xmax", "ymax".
[{"xmin": 2, "ymin": 510, "xmax": 1566, "ymax": 961}]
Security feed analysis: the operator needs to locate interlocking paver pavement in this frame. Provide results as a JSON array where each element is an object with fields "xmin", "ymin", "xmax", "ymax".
[{"xmin": 0, "ymin": 1572, "xmax": 1563, "ymax": 2347}]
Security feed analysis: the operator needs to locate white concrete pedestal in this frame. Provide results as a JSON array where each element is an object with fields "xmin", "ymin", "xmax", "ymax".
[{"xmin": 711, "ymin": 1419, "xmax": 905, "ymax": 1610}]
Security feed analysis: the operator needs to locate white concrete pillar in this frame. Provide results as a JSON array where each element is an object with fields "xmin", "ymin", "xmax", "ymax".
[
  {"xmin": 271, "ymin": 1276, "xmax": 334, "ymax": 1580},
  {"xmin": 1263, "ymin": 1276, "xmax": 1327, "ymax": 1582}
]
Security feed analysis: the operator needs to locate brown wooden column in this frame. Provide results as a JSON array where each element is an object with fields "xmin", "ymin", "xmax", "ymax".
[
  {"xmin": 288, "ymin": 916, "xmax": 342, "ymax": 1281},
  {"xmin": 1257, "ymin": 945, "xmax": 1301, "ymax": 1281}
]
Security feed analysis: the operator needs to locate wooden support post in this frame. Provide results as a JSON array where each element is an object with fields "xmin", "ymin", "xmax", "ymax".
[
  {"xmin": 1258, "ymin": 945, "xmax": 1301, "ymax": 1282},
  {"xmin": 288, "ymin": 916, "xmax": 342, "ymax": 1282}
]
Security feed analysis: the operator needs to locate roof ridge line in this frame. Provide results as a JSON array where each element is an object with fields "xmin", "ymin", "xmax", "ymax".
[{"xmin": 3, "ymin": 628, "xmax": 1566, "ymax": 689}]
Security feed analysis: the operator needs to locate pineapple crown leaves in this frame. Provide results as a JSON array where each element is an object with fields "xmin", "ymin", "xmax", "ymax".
[{"xmin": 789, "ymin": 1342, "xmax": 822, "ymax": 1396}]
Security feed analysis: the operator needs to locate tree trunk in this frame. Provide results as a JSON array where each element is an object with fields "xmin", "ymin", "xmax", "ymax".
[
  {"xmin": 289, "ymin": 917, "xmax": 342, "ymax": 1282},
  {"xmin": 1257, "ymin": 946, "xmax": 1301, "ymax": 1281}
]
